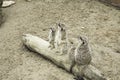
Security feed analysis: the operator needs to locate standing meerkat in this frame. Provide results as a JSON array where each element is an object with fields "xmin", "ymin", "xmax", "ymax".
[
  {"xmin": 54, "ymin": 23, "xmax": 62, "ymax": 48},
  {"xmin": 55, "ymin": 23, "xmax": 68, "ymax": 54},
  {"xmin": 75, "ymin": 36, "xmax": 92, "ymax": 65},
  {"xmin": 48, "ymin": 28, "xmax": 56, "ymax": 49},
  {"xmin": 74, "ymin": 36, "xmax": 92, "ymax": 77}
]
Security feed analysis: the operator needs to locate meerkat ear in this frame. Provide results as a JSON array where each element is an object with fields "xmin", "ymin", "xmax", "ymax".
[{"xmin": 79, "ymin": 35, "xmax": 89, "ymax": 43}]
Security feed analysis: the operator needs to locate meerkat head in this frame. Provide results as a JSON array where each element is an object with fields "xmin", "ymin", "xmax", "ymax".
[
  {"xmin": 58, "ymin": 23, "xmax": 66, "ymax": 31},
  {"xmin": 78, "ymin": 36, "xmax": 88, "ymax": 44},
  {"xmin": 50, "ymin": 27, "xmax": 55, "ymax": 32},
  {"xmin": 49, "ymin": 27, "xmax": 56, "ymax": 35}
]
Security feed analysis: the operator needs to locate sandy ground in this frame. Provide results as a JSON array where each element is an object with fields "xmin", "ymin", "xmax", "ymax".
[{"xmin": 0, "ymin": 0, "xmax": 120, "ymax": 80}]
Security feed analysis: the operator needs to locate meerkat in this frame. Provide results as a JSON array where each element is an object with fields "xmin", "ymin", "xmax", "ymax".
[
  {"xmin": 55, "ymin": 23, "xmax": 68, "ymax": 54},
  {"xmin": 75, "ymin": 36, "xmax": 92, "ymax": 65},
  {"xmin": 59, "ymin": 23, "xmax": 68, "ymax": 54},
  {"xmin": 74, "ymin": 36, "xmax": 92, "ymax": 77},
  {"xmin": 48, "ymin": 28, "xmax": 56, "ymax": 49}
]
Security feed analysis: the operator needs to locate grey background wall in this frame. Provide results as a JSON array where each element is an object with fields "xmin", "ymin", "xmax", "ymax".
[
  {"xmin": 0, "ymin": 0, "xmax": 3, "ymax": 25},
  {"xmin": 99, "ymin": 0, "xmax": 120, "ymax": 8}
]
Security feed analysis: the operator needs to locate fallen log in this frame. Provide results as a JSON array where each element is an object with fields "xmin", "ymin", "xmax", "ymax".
[
  {"xmin": 2, "ymin": 0, "xmax": 15, "ymax": 8},
  {"xmin": 22, "ymin": 34, "xmax": 108, "ymax": 80}
]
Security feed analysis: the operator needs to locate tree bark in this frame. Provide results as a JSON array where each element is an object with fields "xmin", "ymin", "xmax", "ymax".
[{"xmin": 22, "ymin": 34, "xmax": 108, "ymax": 80}]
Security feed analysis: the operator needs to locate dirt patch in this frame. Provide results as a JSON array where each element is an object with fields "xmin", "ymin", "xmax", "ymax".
[{"xmin": 0, "ymin": 0, "xmax": 120, "ymax": 80}]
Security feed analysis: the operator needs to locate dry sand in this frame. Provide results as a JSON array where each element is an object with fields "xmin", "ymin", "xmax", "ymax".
[{"xmin": 0, "ymin": 0, "xmax": 120, "ymax": 80}]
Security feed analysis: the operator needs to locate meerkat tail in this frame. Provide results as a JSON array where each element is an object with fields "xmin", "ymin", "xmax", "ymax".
[{"xmin": 70, "ymin": 62, "xmax": 76, "ymax": 73}]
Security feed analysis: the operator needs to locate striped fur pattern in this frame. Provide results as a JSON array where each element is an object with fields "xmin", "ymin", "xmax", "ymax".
[{"xmin": 75, "ymin": 36, "xmax": 92, "ymax": 65}]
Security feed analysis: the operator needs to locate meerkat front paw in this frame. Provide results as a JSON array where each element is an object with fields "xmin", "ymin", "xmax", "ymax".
[{"xmin": 48, "ymin": 44, "xmax": 55, "ymax": 50}]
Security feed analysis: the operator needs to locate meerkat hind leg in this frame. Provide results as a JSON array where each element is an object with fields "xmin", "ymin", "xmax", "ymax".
[
  {"xmin": 73, "ymin": 65, "xmax": 85, "ymax": 80},
  {"xmin": 77, "ymin": 65, "xmax": 85, "ymax": 77}
]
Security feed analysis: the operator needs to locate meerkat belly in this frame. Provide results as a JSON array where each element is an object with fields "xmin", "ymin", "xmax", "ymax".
[
  {"xmin": 75, "ymin": 49, "xmax": 92, "ymax": 65},
  {"xmin": 49, "ymin": 38, "xmax": 54, "ymax": 43},
  {"xmin": 55, "ymin": 31, "xmax": 61, "ymax": 47},
  {"xmin": 48, "ymin": 33, "xmax": 52, "ymax": 42}
]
